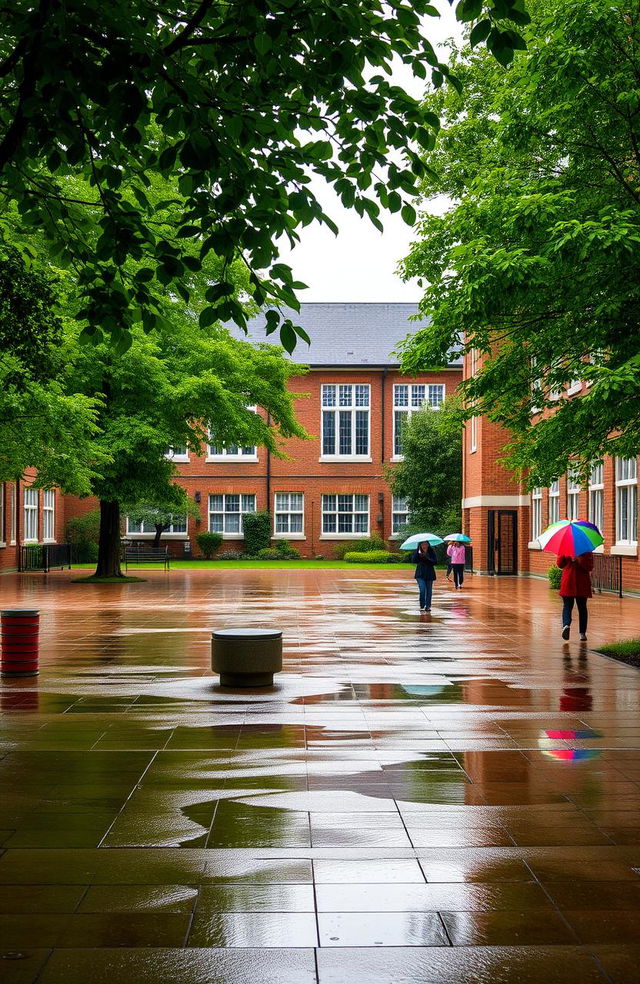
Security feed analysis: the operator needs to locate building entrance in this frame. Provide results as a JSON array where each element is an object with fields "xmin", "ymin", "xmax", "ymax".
[{"xmin": 487, "ymin": 509, "xmax": 518, "ymax": 575}]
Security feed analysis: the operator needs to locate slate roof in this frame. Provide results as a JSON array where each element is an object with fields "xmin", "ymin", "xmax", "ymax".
[{"xmin": 232, "ymin": 302, "xmax": 462, "ymax": 368}]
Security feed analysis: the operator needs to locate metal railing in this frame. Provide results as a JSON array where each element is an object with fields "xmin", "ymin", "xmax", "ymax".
[
  {"xmin": 19, "ymin": 543, "xmax": 72, "ymax": 573},
  {"xmin": 592, "ymin": 553, "xmax": 623, "ymax": 597}
]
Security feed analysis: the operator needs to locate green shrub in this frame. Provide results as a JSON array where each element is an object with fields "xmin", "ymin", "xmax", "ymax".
[
  {"xmin": 196, "ymin": 531, "xmax": 223, "ymax": 559},
  {"xmin": 242, "ymin": 511, "xmax": 272, "ymax": 554},
  {"xmin": 275, "ymin": 538, "xmax": 301, "ymax": 559},
  {"xmin": 257, "ymin": 548, "xmax": 281, "ymax": 560},
  {"xmin": 344, "ymin": 550, "xmax": 395, "ymax": 564},
  {"xmin": 333, "ymin": 536, "xmax": 386, "ymax": 560},
  {"xmin": 66, "ymin": 510, "xmax": 100, "ymax": 563},
  {"xmin": 216, "ymin": 549, "xmax": 244, "ymax": 560},
  {"xmin": 547, "ymin": 564, "xmax": 562, "ymax": 589}
]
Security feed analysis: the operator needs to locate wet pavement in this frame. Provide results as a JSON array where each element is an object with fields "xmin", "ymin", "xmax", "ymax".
[{"xmin": 0, "ymin": 569, "xmax": 639, "ymax": 982}]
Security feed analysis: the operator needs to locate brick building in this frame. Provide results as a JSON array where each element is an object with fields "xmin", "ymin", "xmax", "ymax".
[
  {"xmin": 0, "ymin": 303, "xmax": 463, "ymax": 569},
  {"xmin": 461, "ymin": 350, "xmax": 640, "ymax": 594}
]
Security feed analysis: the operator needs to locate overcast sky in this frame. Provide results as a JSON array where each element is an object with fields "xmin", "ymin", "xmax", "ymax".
[{"xmin": 275, "ymin": 1, "xmax": 463, "ymax": 303}]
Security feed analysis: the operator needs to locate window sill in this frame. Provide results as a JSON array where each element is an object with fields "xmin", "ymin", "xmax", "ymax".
[
  {"xmin": 125, "ymin": 533, "xmax": 189, "ymax": 539},
  {"xmin": 390, "ymin": 456, "xmax": 404, "ymax": 463},
  {"xmin": 42, "ymin": 538, "xmax": 57, "ymax": 544},
  {"xmin": 527, "ymin": 541, "xmax": 541, "ymax": 550},
  {"xmin": 272, "ymin": 533, "xmax": 306, "ymax": 540},
  {"xmin": 166, "ymin": 455, "xmax": 190, "ymax": 463},
  {"xmin": 320, "ymin": 533, "xmax": 371, "ymax": 540},
  {"xmin": 0, "ymin": 541, "xmax": 5, "ymax": 548},
  {"xmin": 611, "ymin": 543, "xmax": 638, "ymax": 556},
  {"xmin": 205, "ymin": 456, "xmax": 258, "ymax": 463},
  {"xmin": 319, "ymin": 455, "xmax": 373, "ymax": 463},
  {"xmin": 218, "ymin": 533, "xmax": 244, "ymax": 540}
]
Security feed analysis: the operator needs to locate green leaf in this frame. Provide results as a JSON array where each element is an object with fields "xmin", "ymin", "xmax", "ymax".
[{"xmin": 469, "ymin": 19, "xmax": 492, "ymax": 46}]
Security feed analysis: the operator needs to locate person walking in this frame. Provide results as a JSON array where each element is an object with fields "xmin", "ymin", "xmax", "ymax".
[
  {"xmin": 558, "ymin": 551, "xmax": 593, "ymax": 641},
  {"xmin": 411, "ymin": 541, "xmax": 437, "ymax": 612},
  {"xmin": 446, "ymin": 541, "xmax": 466, "ymax": 589}
]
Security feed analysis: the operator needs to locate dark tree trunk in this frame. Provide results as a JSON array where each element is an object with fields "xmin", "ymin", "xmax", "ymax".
[
  {"xmin": 95, "ymin": 500, "xmax": 124, "ymax": 577},
  {"xmin": 153, "ymin": 525, "xmax": 164, "ymax": 548}
]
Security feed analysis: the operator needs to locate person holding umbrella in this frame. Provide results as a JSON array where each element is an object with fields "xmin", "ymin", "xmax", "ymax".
[
  {"xmin": 444, "ymin": 533, "xmax": 471, "ymax": 590},
  {"xmin": 399, "ymin": 533, "xmax": 444, "ymax": 613},
  {"xmin": 536, "ymin": 519, "xmax": 602, "ymax": 641},
  {"xmin": 558, "ymin": 552, "xmax": 593, "ymax": 641},
  {"xmin": 411, "ymin": 541, "xmax": 438, "ymax": 612}
]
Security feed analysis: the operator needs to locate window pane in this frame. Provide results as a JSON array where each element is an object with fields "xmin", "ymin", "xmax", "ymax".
[
  {"xmin": 226, "ymin": 495, "xmax": 240, "ymax": 512},
  {"xmin": 290, "ymin": 493, "xmax": 303, "ymax": 511},
  {"xmin": 394, "ymin": 410, "xmax": 406, "ymax": 457},
  {"xmin": 354, "ymin": 494, "xmax": 368, "ymax": 511},
  {"xmin": 338, "ymin": 494, "xmax": 352, "ymax": 512},
  {"xmin": 355, "ymin": 384, "xmax": 369, "ymax": 407},
  {"xmin": 323, "ymin": 513, "xmax": 336, "ymax": 533},
  {"xmin": 339, "ymin": 384, "xmax": 352, "ymax": 407},
  {"xmin": 339, "ymin": 411, "xmax": 352, "ymax": 455},
  {"xmin": 355, "ymin": 410, "xmax": 368, "ymax": 455},
  {"xmin": 242, "ymin": 495, "xmax": 256, "ymax": 512},
  {"xmin": 322, "ymin": 411, "xmax": 335, "ymax": 455},
  {"xmin": 394, "ymin": 385, "xmax": 408, "ymax": 408},
  {"xmin": 225, "ymin": 513, "xmax": 240, "ymax": 533},
  {"xmin": 275, "ymin": 493, "xmax": 287, "ymax": 511},
  {"xmin": 338, "ymin": 512, "xmax": 353, "ymax": 533},
  {"xmin": 275, "ymin": 514, "xmax": 288, "ymax": 533},
  {"xmin": 323, "ymin": 495, "xmax": 336, "ymax": 512},
  {"xmin": 290, "ymin": 513, "xmax": 303, "ymax": 533},
  {"xmin": 171, "ymin": 515, "xmax": 187, "ymax": 533},
  {"xmin": 322, "ymin": 385, "xmax": 336, "ymax": 407},
  {"xmin": 411, "ymin": 384, "xmax": 425, "ymax": 407},
  {"xmin": 209, "ymin": 494, "xmax": 223, "ymax": 511},
  {"xmin": 428, "ymin": 384, "xmax": 444, "ymax": 407},
  {"xmin": 354, "ymin": 513, "xmax": 368, "ymax": 533}
]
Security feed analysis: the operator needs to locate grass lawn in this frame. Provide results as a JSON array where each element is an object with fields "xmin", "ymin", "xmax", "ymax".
[
  {"xmin": 71, "ymin": 559, "xmax": 416, "ymax": 571},
  {"xmin": 595, "ymin": 638, "xmax": 640, "ymax": 668}
]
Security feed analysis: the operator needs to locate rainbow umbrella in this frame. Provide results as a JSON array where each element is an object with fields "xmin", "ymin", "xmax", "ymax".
[
  {"xmin": 537, "ymin": 519, "xmax": 603, "ymax": 555},
  {"xmin": 443, "ymin": 533, "xmax": 472, "ymax": 543}
]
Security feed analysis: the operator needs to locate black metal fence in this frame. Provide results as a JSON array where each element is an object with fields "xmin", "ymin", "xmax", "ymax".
[
  {"xmin": 592, "ymin": 553, "xmax": 623, "ymax": 597},
  {"xmin": 19, "ymin": 543, "xmax": 72, "ymax": 573}
]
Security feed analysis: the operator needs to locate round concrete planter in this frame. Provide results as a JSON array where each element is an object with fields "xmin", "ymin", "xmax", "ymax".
[{"xmin": 211, "ymin": 628, "xmax": 283, "ymax": 687}]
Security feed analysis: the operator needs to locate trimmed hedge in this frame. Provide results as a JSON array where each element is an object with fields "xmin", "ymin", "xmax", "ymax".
[
  {"xmin": 344, "ymin": 550, "xmax": 402, "ymax": 564},
  {"xmin": 333, "ymin": 536, "xmax": 386, "ymax": 559}
]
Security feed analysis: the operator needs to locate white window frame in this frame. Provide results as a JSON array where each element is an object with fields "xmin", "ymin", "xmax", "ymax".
[
  {"xmin": 615, "ymin": 458, "xmax": 638, "ymax": 546},
  {"xmin": 320, "ymin": 494, "xmax": 370, "ymax": 538},
  {"xmin": 207, "ymin": 408, "xmax": 259, "ymax": 461},
  {"xmin": 208, "ymin": 493, "xmax": 256, "ymax": 538},
  {"xmin": 23, "ymin": 488, "xmax": 39, "ymax": 542},
  {"xmin": 10, "ymin": 484, "xmax": 16, "ymax": 544},
  {"xmin": 273, "ymin": 493, "xmax": 305, "ymax": 539},
  {"xmin": 588, "ymin": 463, "xmax": 604, "ymax": 535},
  {"xmin": 320, "ymin": 384, "xmax": 371, "ymax": 462},
  {"xmin": 391, "ymin": 495, "xmax": 410, "ymax": 536},
  {"xmin": 165, "ymin": 446, "xmax": 190, "ymax": 463},
  {"xmin": 566, "ymin": 470, "xmax": 581, "ymax": 521},
  {"xmin": 469, "ymin": 414, "xmax": 478, "ymax": 454},
  {"xmin": 531, "ymin": 488, "xmax": 543, "ymax": 542},
  {"xmin": 392, "ymin": 383, "xmax": 445, "ymax": 460},
  {"xmin": 42, "ymin": 490, "xmax": 56, "ymax": 542},
  {"xmin": 125, "ymin": 515, "xmax": 188, "ymax": 538},
  {"xmin": 548, "ymin": 480, "xmax": 560, "ymax": 525}
]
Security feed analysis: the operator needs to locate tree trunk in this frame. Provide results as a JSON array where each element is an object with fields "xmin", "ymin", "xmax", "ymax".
[
  {"xmin": 95, "ymin": 500, "xmax": 124, "ymax": 577},
  {"xmin": 153, "ymin": 525, "xmax": 164, "ymax": 548}
]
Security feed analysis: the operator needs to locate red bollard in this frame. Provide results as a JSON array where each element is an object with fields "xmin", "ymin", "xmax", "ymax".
[{"xmin": 1, "ymin": 610, "xmax": 40, "ymax": 677}]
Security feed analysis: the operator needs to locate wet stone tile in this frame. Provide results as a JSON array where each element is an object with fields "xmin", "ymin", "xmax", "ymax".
[{"xmin": 187, "ymin": 911, "xmax": 318, "ymax": 947}]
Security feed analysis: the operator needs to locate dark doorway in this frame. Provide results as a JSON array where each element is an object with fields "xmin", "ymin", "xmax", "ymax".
[{"xmin": 487, "ymin": 510, "xmax": 518, "ymax": 575}]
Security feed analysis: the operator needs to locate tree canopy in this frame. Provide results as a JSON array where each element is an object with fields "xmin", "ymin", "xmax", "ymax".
[
  {"xmin": 390, "ymin": 397, "xmax": 462, "ymax": 536},
  {"xmin": 0, "ymin": 0, "xmax": 530, "ymax": 351},
  {"xmin": 400, "ymin": 0, "xmax": 640, "ymax": 486}
]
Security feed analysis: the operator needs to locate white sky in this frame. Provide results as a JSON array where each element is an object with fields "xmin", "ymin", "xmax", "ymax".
[{"xmin": 276, "ymin": 1, "xmax": 463, "ymax": 303}]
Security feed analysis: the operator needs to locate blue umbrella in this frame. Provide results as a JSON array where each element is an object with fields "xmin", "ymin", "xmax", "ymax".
[
  {"xmin": 399, "ymin": 533, "xmax": 444, "ymax": 550},
  {"xmin": 443, "ymin": 533, "xmax": 471, "ymax": 543}
]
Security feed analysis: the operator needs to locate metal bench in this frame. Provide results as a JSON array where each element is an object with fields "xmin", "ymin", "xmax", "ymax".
[{"xmin": 123, "ymin": 547, "xmax": 170, "ymax": 571}]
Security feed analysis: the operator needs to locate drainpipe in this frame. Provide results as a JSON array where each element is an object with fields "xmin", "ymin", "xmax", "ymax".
[
  {"xmin": 16, "ymin": 478, "xmax": 21, "ymax": 571},
  {"xmin": 381, "ymin": 367, "xmax": 388, "ymax": 464},
  {"xmin": 265, "ymin": 412, "xmax": 271, "ymax": 515}
]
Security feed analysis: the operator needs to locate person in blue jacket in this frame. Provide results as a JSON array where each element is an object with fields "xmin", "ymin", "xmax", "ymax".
[{"xmin": 411, "ymin": 541, "xmax": 437, "ymax": 612}]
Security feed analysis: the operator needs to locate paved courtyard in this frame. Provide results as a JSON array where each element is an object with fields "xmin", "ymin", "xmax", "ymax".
[{"xmin": 1, "ymin": 569, "xmax": 640, "ymax": 983}]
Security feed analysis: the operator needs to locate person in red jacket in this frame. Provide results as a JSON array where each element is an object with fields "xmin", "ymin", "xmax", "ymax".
[{"xmin": 558, "ymin": 551, "xmax": 594, "ymax": 641}]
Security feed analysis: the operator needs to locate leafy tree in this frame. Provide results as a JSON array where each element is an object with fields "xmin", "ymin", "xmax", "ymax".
[
  {"xmin": 196, "ymin": 531, "xmax": 223, "ymax": 559},
  {"xmin": 390, "ymin": 397, "xmax": 463, "ymax": 535},
  {"xmin": 0, "ymin": 0, "xmax": 529, "ymax": 350},
  {"xmin": 400, "ymin": 0, "xmax": 640, "ymax": 486},
  {"xmin": 0, "ymin": 246, "xmax": 104, "ymax": 492},
  {"xmin": 123, "ymin": 492, "xmax": 200, "ymax": 548},
  {"xmin": 67, "ymin": 316, "xmax": 307, "ymax": 578}
]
